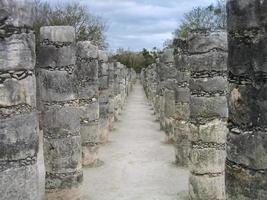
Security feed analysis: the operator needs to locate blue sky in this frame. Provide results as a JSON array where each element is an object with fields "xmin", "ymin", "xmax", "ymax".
[{"xmin": 44, "ymin": 0, "xmax": 217, "ymax": 51}]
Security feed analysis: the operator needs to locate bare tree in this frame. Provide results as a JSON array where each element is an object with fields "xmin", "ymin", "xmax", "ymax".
[
  {"xmin": 33, "ymin": 1, "xmax": 108, "ymax": 51},
  {"xmin": 173, "ymin": 0, "xmax": 226, "ymax": 39}
]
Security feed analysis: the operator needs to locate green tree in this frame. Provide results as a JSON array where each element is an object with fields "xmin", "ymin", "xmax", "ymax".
[
  {"xmin": 113, "ymin": 48, "xmax": 156, "ymax": 73},
  {"xmin": 173, "ymin": 0, "xmax": 226, "ymax": 39}
]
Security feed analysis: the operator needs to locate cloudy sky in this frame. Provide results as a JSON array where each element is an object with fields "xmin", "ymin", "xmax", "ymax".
[{"xmin": 44, "ymin": 0, "xmax": 217, "ymax": 51}]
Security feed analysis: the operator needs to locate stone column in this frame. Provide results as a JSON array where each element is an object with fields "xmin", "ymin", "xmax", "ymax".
[
  {"xmin": 120, "ymin": 66, "xmax": 127, "ymax": 107},
  {"xmin": 188, "ymin": 31, "xmax": 228, "ymax": 199},
  {"xmin": 108, "ymin": 61, "xmax": 115, "ymax": 131},
  {"xmin": 114, "ymin": 62, "xmax": 123, "ymax": 121},
  {"xmin": 173, "ymin": 39, "xmax": 191, "ymax": 167},
  {"xmin": 226, "ymin": 0, "xmax": 267, "ymax": 199},
  {"xmin": 159, "ymin": 49, "xmax": 177, "ymax": 142},
  {"xmin": 145, "ymin": 64, "xmax": 158, "ymax": 110},
  {"xmin": 0, "ymin": 1, "xmax": 40, "ymax": 199},
  {"xmin": 37, "ymin": 26, "xmax": 82, "ymax": 200},
  {"xmin": 75, "ymin": 41, "xmax": 101, "ymax": 167},
  {"xmin": 98, "ymin": 50, "xmax": 110, "ymax": 144}
]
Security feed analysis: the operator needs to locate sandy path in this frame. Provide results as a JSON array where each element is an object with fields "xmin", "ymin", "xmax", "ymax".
[{"xmin": 82, "ymin": 81, "xmax": 189, "ymax": 200}]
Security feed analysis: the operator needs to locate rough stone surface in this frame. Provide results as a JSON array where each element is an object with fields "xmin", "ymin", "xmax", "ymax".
[
  {"xmin": 0, "ymin": 163, "xmax": 40, "ymax": 200},
  {"xmin": 75, "ymin": 41, "xmax": 101, "ymax": 167},
  {"xmin": 188, "ymin": 30, "xmax": 228, "ymax": 200},
  {"xmin": 0, "ymin": 75, "xmax": 36, "ymax": 107},
  {"xmin": 40, "ymin": 26, "xmax": 75, "ymax": 43},
  {"xmin": 0, "ymin": 0, "xmax": 35, "ymax": 27},
  {"xmin": 189, "ymin": 174, "xmax": 225, "ymax": 200},
  {"xmin": 0, "ymin": 1, "xmax": 40, "ymax": 199},
  {"xmin": 37, "ymin": 26, "xmax": 82, "ymax": 199},
  {"xmin": 226, "ymin": 1, "xmax": 267, "ymax": 199},
  {"xmin": 0, "ymin": 113, "xmax": 38, "ymax": 161},
  {"xmin": 0, "ymin": 33, "xmax": 36, "ymax": 71}
]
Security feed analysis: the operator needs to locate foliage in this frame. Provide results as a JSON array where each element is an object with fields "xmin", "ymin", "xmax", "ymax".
[
  {"xmin": 113, "ymin": 48, "xmax": 157, "ymax": 73},
  {"xmin": 33, "ymin": 0, "xmax": 108, "ymax": 53},
  {"xmin": 173, "ymin": 0, "xmax": 226, "ymax": 39}
]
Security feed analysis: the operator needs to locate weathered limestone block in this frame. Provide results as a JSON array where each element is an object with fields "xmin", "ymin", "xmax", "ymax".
[
  {"xmin": 75, "ymin": 56, "xmax": 98, "ymax": 98},
  {"xmin": 225, "ymin": 162, "xmax": 267, "ymax": 200},
  {"xmin": 44, "ymin": 136, "xmax": 81, "ymax": 174},
  {"xmin": 226, "ymin": 1, "xmax": 267, "ymax": 199},
  {"xmin": 38, "ymin": 26, "xmax": 82, "ymax": 200},
  {"xmin": 157, "ymin": 49, "xmax": 178, "ymax": 140},
  {"xmin": 189, "ymin": 174, "xmax": 225, "ymax": 200},
  {"xmin": 161, "ymin": 48, "xmax": 175, "ymax": 63},
  {"xmin": 0, "ymin": 75, "xmax": 36, "ymax": 107},
  {"xmin": 42, "ymin": 105, "xmax": 80, "ymax": 138},
  {"xmin": 174, "ymin": 120, "xmax": 190, "ymax": 166},
  {"xmin": 37, "ymin": 70, "xmax": 75, "ymax": 102},
  {"xmin": 175, "ymin": 87, "xmax": 190, "ymax": 103},
  {"xmin": 40, "ymin": 26, "xmax": 76, "ymax": 43},
  {"xmin": 98, "ymin": 50, "xmax": 109, "ymax": 63},
  {"xmin": 38, "ymin": 45, "xmax": 76, "ymax": 68},
  {"xmin": 0, "ymin": 113, "xmax": 38, "ymax": 161},
  {"xmin": 190, "ymin": 96, "xmax": 228, "ymax": 119},
  {"xmin": 227, "ymin": 0, "xmax": 260, "ymax": 32},
  {"xmin": 173, "ymin": 41, "xmax": 191, "ymax": 167},
  {"xmin": 158, "ymin": 63, "xmax": 177, "ymax": 80},
  {"xmin": 107, "ymin": 62, "xmax": 116, "ymax": 130},
  {"xmin": 0, "ymin": 33, "xmax": 36, "ymax": 71},
  {"xmin": 113, "ymin": 62, "xmax": 123, "ymax": 121},
  {"xmin": 189, "ymin": 148, "xmax": 225, "ymax": 174},
  {"xmin": 0, "ymin": 1, "xmax": 40, "ymax": 199},
  {"xmin": 186, "ymin": 51, "xmax": 227, "ymax": 72},
  {"xmin": 228, "ymin": 82, "xmax": 267, "ymax": 127},
  {"xmin": 98, "ymin": 50, "xmax": 111, "ymax": 144},
  {"xmin": 188, "ymin": 30, "xmax": 228, "ymax": 200},
  {"xmin": 120, "ymin": 66, "xmax": 128, "ymax": 106},
  {"xmin": 0, "ymin": 164, "xmax": 39, "ymax": 200},
  {"xmin": 0, "ymin": 0, "xmax": 35, "ymax": 28},
  {"xmin": 189, "ymin": 119, "xmax": 227, "ymax": 144},
  {"xmin": 163, "ymin": 89, "xmax": 176, "ymax": 140},
  {"xmin": 188, "ymin": 31, "xmax": 227, "ymax": 53},
  {"xmin": 227, "ymin": 130, "xmax": 267, "ymax": 169},
  {"xmin": 75, "ymin": 41, "xmax": 100, "ymax": 167}
]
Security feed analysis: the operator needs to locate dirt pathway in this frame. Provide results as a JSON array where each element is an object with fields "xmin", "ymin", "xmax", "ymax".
[{"xmin": 82, "ymin": 81, "xmax": 189, "ymax": 200}]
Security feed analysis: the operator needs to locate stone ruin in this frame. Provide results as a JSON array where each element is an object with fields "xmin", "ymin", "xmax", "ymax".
[
  {"xmin": 141, "ymin": 30, "xmax": 228, "ymax": 199},
  {"xmin": 226, "ymin": 0, "xmax": 267, "ymax": 199},
  {"xmin": 187, "ymin": 31, "xmax": 228, "ymax": 199},
  {"xmin": 0, "ymin": 0, "xmax": 267, "ymax": 199},
  {"xmin": 0, "ymin": 1, "xmax": 39, "ymax": 199},
  {"xmin": 0, "ymin": 1, "xmax": 136, "ymax": 199},
  {"xmin": 141, "ymin": 0, "xmax": 267, "ymax": 197}
]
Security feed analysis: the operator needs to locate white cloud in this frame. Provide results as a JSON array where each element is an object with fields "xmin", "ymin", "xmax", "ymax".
[{"xmin": 45, "ymin": 0, "xmax": 217, "ymax": 50}]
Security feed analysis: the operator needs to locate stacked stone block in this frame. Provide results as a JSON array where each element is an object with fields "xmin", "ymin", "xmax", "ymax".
[
  {"xmin": 75, "ymin": 41, "xmax": 100, "ymax": 167},
  {"xmin": 158, "ymin": 49, "xmax": 178, "ymax": 142},
  {"xmin": 107, "ymin": 61, "xmax": 116, "ymax": 131},
  {"xmin": 173, "ymin": 39, "xmax": 191, "ymax": 167},
  {"xmin": 187, "ymin": 30, "xmax": 228, "ymax": 200},
  {"xmin": 0, "ymin": 1, "xmax": 40, "ymax": 199},
  {"xmin": 98, "ymin": 50, "xmax": 110, "ymax": 144},
  {"xmin": 120, "ymin": 65, "xmax": 128, "ymax": 107},
  {"xmin": 113, "ymin": 62, "xmax": 124, "ymax": 121},
  {"xmin": 226, "ymin": 0, "xmax": 267, "ymax": 199},
  {"xmin": 127, "ymin": 68, "xmax": 135, "ymax": 93},
  {"xmin": 143, "ymin": 64, "xmax": 158, "ymax": 110},
  {"xmin": 37, "ymin": 26, "xmax": 82, "ymax": 200}
]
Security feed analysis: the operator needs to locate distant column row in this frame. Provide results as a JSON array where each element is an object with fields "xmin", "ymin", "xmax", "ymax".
[
  {"xmin": 141, "ymin": 30, "xmax": 228, "ymax": 199},
  {"xmin": 36, "ymin": 26, "xmax": 136, "ymax": 199},
  {"xmin": 0, "ymin": 2, "xmax": 137, "ymax": 198}
]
